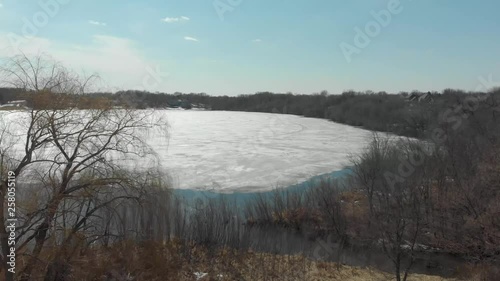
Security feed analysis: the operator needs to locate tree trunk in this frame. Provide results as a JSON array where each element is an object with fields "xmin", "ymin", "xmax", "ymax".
[{"xmin": 19, "ymin": 197, "xmax": 62, "ymax": 281}]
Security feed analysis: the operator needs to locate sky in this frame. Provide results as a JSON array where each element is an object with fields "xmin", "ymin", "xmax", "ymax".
[{"xmin": 0, "ymin": 0, "xmax": 499, "ymax": 96}]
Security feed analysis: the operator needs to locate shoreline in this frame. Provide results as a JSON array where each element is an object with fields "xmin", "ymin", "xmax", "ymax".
[{"xmin": 172, "ymin": 167, "xmax": 353, "ymax": 204}]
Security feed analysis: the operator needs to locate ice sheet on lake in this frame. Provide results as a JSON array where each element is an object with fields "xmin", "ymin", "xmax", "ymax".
[
  {"xmin": 0, "ymin": 110, "xmax": 374, "ymax": 192},
  {"xmin": 149, "ymin": 111, "xmax": 373, "ymax": 192}
]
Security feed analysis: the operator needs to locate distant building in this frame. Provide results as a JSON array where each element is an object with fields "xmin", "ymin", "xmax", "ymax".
[
  {"xmin": 408, "ymin": 92, "xmax": 434, "ymax": 103},
  {"xmin": 167, "ymin": 99, "xmax": 192, "ymax": 109},
  {"xmin": 167, "ymin": 99, "xmax": 182, "ymax": 108},
  {"xmin": 0, "ymin": 100, "xmax": 28, "ymax": 108}
]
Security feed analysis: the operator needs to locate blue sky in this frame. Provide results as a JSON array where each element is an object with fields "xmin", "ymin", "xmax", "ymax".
[{"xmin": 0, "ymin": 0, "xmax": 499, "ymax": 95}]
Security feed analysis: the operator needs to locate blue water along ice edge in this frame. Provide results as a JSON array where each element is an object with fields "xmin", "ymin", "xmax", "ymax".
[{"xmin": 172, "ymin": 167, "xmax": 354, "ymax": 210}]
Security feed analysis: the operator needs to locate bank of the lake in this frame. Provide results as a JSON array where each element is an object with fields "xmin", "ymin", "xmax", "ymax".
[
  {"xmin": 173, "ymin": 168, "xmax": 353, "ymax": 209},
  {"xmin": 171, "ymin": 167, "xmax": 467, "ymax": 279}
]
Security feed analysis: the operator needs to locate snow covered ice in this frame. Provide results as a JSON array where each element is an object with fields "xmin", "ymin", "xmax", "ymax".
[
  {"xmin": 0, "ymin": 110, "xmax": 374, "ymax": 192},
  {"xmin": 151, "ymin": 110, "xmax": 373, "ymax": 192}
]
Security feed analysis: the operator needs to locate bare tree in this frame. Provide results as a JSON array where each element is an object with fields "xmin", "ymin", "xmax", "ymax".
[
  {"xmin": 0, "ymin": 53, "xmax": 168, "ymax": 281},
  {"xmin": 351, "ymin": 135, "xmax": 429, "ymax": 281}
]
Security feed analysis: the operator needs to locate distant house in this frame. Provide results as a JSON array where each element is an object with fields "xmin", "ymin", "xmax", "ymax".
[
  {"xmin": 408, "ymin": 92, "xmax": 434, "ymax": 103},
  {"xmin": 167, "ymin": 99, "xmax": 182, "ymax": 108},
  {"xmin": 180, "ymin": 100, "xmax": 192, "ymax": 109},
  {"xmin": 167, "ymin": 99, "xmax": 192, "ymax": 109},
  {"xmin": 7, "ymin": 100, "xmax": 27, "ymax": 106},
  {"xmin": 0, "ymin": 100, "xmax": 28, "ymax": 109}
]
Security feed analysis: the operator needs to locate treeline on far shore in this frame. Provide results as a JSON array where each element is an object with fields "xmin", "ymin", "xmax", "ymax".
[{"xmin": 2, "ymin": 87, "xmax": 499, "ymax": 138}]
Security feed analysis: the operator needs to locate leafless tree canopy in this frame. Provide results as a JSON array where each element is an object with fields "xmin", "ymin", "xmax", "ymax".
[
  {"xmin": 0, "ymin": 54, "xmax": 169, "ymax": 281},
  {"xmin": 0, "ymin": 53, "xmax": 97, "ymax": 95}
]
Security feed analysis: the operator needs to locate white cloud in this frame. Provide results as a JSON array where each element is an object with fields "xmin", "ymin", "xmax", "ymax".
[
  {"xmin": 88, "ymin": 20, "xmax": 107, "ymax": 26},
  {"xmin": 184, "ymin": 36, "xmax": 199, "ymax": 42},
  {"xmin": 0, "ymin": 34, "xmax": 52, "ymax": 56},
  {"xmin": 162, "ymin": 16, "xmax": 190, "ymax": 23},
  {"xmin": 0, "ymin": 3, "xmax": 3, "ymax": 8},
  {"xmin": 0, "ymin": 33, "xmax": 170, "ymax": 92},
  {"xmin": 252, "ymin": 39, "xmax": 262, "ymax": 43}
]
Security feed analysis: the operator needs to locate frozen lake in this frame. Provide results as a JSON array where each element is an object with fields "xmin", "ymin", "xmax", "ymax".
[
  {"xmin": 152, "ymin": 110, "xmax": 372, "ymax": 192},
  {"xmin": 0, "ymin": 110, "xmax": 374, "ymax": 192}
]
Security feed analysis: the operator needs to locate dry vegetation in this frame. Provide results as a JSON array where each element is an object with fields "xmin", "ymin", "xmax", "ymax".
[{"xmin": 53, "ymin": 240, "xmax": 457, "ymax": 281}]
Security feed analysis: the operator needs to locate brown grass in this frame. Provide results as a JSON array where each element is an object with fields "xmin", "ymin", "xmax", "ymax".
[{"xmin": 64, "ymin": 240, "xmax": 460, "ymax": 281}]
